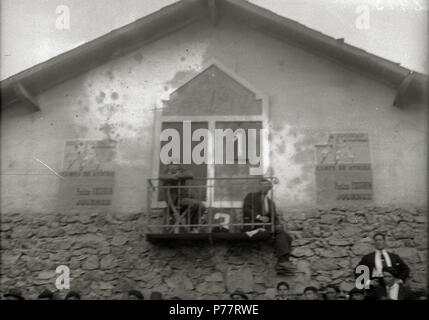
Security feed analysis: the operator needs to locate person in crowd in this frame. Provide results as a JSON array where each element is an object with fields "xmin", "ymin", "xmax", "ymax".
[
  {"xmin": 276, "ymin": 281, "xmax": 290, "ymax": 300},
  {"xmin": 159, "ymin": 163, "xmax": 205, "ymax": 232},
  {"xmin": 127, "ymin": 290, "xmax": 144, "ymax": 300},
  {"xmin": 52, "ymin": 290, "xmax": 62, "ymax": 300},
  {"xmin": 370, "ymin": 267, "xmax": 416, "ymax": 300},
  {"xmin": 303, "ymin": 286, "xmax": 319, "ymax": 300},
  {"xmin": 413, "ymin": 290, "xmax": 428, "ymax": 300},
  {"xmin": 3, "ymin": 288, "xmax": 25, "ymax": 300},
  {"xmin": 349, "ymin": 288, "xmax": 366, "ymax": 300},
  {"xmin": 230, "ymin": 289, "xmax": 249, "ymax": 300},
  {"xmin": 354, "ymin": 232, "xmax": 410, "ymax": 292},
  {"xmin": 242, "ymin": 178, "xmax": 295, "ymax": 275},
  {"xmin": 324, "ymin": 284, "xmax": 340, "ymax": 300},
  {"xmin": 65, "ymin": 291, "xmax": 81, "ymax": 300},
  {"xmin": 37, "ymin": 289, "xmax": 55, "ymax": 300},
  {"xmin": 150, "ymin": 291, "xmax": 163, "ymax": 300}
]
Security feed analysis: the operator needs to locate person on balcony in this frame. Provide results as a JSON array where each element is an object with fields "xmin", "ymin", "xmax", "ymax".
[
  {"xmin": 242, "ymin": 178, "xmax": 295, "ymax": 275},
  {"xmin": 159, "ymin": 163, "xmax": 206, "ymax": 232}
]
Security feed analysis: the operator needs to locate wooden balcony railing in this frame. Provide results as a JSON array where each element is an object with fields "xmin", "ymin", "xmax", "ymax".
[{"xmin": 145, "ymin": 176, "xmax": 279, "ymax": 242}]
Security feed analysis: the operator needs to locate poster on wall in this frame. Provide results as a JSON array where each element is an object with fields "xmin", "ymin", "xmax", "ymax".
[
  {"xmin": 315, "ymin": 133, "xmax": 373, "ymax": 204},
  {"xmin": 57, "ymin": 140, "xmax": 116, "ymax": 210}
]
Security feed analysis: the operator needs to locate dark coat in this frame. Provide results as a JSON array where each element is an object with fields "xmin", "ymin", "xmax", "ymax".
[
  {"xmin": 242, "ymin": 191, "xmax": 279, "ymax": 225},
  {"xmin": 371, "ymin": 284, "xmax": 416, "ymax": 300},
  {"xmin": 354, "ymin": 251, "xmax": 410, "ymax": 282}
]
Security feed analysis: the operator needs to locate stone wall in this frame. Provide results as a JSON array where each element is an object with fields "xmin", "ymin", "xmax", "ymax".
[{"xmin": 1, "ymin": 206, "xmax": 427, "ymax": 300}]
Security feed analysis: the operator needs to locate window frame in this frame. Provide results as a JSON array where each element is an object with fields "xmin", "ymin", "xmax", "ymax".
[{"xmin": 151, "ymin": 59, "xmax": 270, "ymax": 209}]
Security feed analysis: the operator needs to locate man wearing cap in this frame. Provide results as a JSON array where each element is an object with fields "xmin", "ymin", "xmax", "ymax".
[
  {"xmin": 242, "ymin": 178, "xmax": 295, "ymax": 275},
  {"xmin": 3, "ymin": 288, "xmax": 25, "ymax": 300},
  {"xmin": 354, "ymin": 232, "xmax": 410, "ymax": 291},
  {"xmin": 159, "ymin": 163, "xmax": 206, "ymax": 232}
]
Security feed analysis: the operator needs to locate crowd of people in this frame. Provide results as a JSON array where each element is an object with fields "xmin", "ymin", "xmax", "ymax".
[
  {"xmin": 1, "ymin": 289, "xmax": 170, "ymax": 300},
  {"xmin": 3, "ymin": 279, "xmax": 427, "ymax": 300}
]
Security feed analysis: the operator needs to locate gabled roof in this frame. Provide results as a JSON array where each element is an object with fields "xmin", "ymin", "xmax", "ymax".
[{"xmin": 1, "ymin": 0, "xmax": 427, "ymax": 110}]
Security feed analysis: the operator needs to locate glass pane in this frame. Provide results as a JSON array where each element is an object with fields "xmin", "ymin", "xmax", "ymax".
[
  {"xmin": 214, "ymin": 121, "xmax": 263, "ymax": 202},
  {"xmin": 158, "ymin": 121, "xmax": 208, "ymax": 202}
]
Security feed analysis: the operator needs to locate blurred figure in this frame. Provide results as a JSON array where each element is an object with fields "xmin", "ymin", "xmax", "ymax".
[
  {"xmin": 303, "ymin": 287, "xmax": 319, "ymax": 300},
  {"xmin": 349, "ymin": 288, "xmax": 366, "ymax": 300},
  {"xmin": 65, "ymin": 291, "xmax": 81, "ymax": 300},
  {"xmin": 324, "ymin": 284, "xmax": 340, "ymax": 300},
  {"xmin": 150, "ymin": 291, "xmax": 163, "ymax": 300},
  {"xmin": 3, "ymin": 288, "xmax": 25, "ymax": 300},
  {"xmin": 37, "ymin": 289, "xmax": 55, "ymax": 300},
  {"xmin": 371, "ymin": 267, "xmax": 415, "ymax": 300},
  {"xmin": 243, "ymin": 179, "xmax": 295, "ymax": 276},
  {"xmin": 276, "ymin": 281, "xmax": 290, "ymax": 300},
  {"xmin": 52, "ymin": 290, "xmax": 62, "ymax": 300},
  {"xmin": 230, "ymin": 289, "xmax": 249, "ymax": 300},
  {"xmin": 127, "ymin": 290, "xmax": 144, "ymax": 300},
  {"xmin": 413, "ymin": 290, "xmax": 428, "ymax": 300},
  {"xmin": 159, "ymin": 163, "xmax": 205, "ymax": 232}
]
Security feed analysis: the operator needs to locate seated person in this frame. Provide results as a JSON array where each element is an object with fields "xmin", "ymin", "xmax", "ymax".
[
  {"xmin": 354, "ymin": 232, "xmax": 410, "ymax": 293},
  {"xmin": 242, "ymin": 178, "xmax": 295, "ymax": 275},
  {"xmin": 65, "ymin": 291, "xmax": 81, "ymax": 300},
  {"xmin": 37, "ymin": 289, "xmax": 60, "ymax": 300},
  {"xmin": 127, "ymin": 290, "xmax": 144, "ymax": 300},
  {"xmin": 159, "ymin": 163, "xmax": 206, "ymax": 232},
  {"xmin": 3, "ymin": 288, "xmax": 25, "ymax": 300},
  {"xmin": 349, "ymin": 287, "xmax": 366, "ymax": 300},
  {"xmin": 324, "ymin": 284, "xmax": 340, "ymax": 300},
  {"xmin": 370, "ymin": 267, "xmax": 416, "ymax": 300},
  {"xmin": 276, "ymin": 281, "xmax": 290, "ymax": 300},
  {"xmin": 303, "ymin": 286, "xmax": 319, "ymax": 300},
  {"xmin": 230, "ymin": 289, "xmax": 249, "ymax": 300}
]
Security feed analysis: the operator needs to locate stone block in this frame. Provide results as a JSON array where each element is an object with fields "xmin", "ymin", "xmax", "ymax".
[
  {"xmin": 328, "ymin": 239, "xmax": 353, "ymax": 246},
  {"xmin": 293, "ymin": 247, "xmax": 314, "ymax": 258},
  {"xmin": 351, "ymin": 242, "xmax": 373, "ymax": 256},
  {"xmin": 100, "ymin": 256, "xmax": 117, "ymax": 270},
  {"xmin": 225, "ymin": 267, "xmax": 254, "ymax": 293},
  {"xmin": 393, "ymin": 247, "xmax": 419, "ymax": 264},
  {"xmin": 312, "ymin": 259, "xmax": 339, "ymax": 271},
  {"xmin": 111, "ymin": 234, "xmax": 128, "ymax": 246},
  {"xmin": 196, "ymin": 282, "xmax": 225, "ymax": 294},
  {"xmin": 82, "ymin": 256, "xmax": 99, "ymax": 270},
  {"xmin": 320, "ymin": 214, "xmax": 342, "ymax": 225},
  {"xmin": 317, "ymin": 248, "xmax": 348, "ymax": 258}
]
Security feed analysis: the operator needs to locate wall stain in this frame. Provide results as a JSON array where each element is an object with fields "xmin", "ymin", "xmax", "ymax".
[
  {"xmin": 111, "ymin": 92, "xmax": 119, "ymax": 100},
  {"xmin": 134, "ymin": 52, "xmax": 143, "ymax": 64},
  {"xmin": 99, "ymin": 123, "xmax": 116, "ymax": 139},
  {"xmin": 166, "ymin": 69, "xmax": 198, "ymax": 89},
  {"xmin": 96, "ymin": 91, "xmax": 106, "ymax": 104}
]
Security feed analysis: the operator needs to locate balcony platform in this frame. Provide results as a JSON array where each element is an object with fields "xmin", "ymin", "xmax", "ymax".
[{"xmin": 146, "ymin": 231, "xmax": 274, "ymax": 243}]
